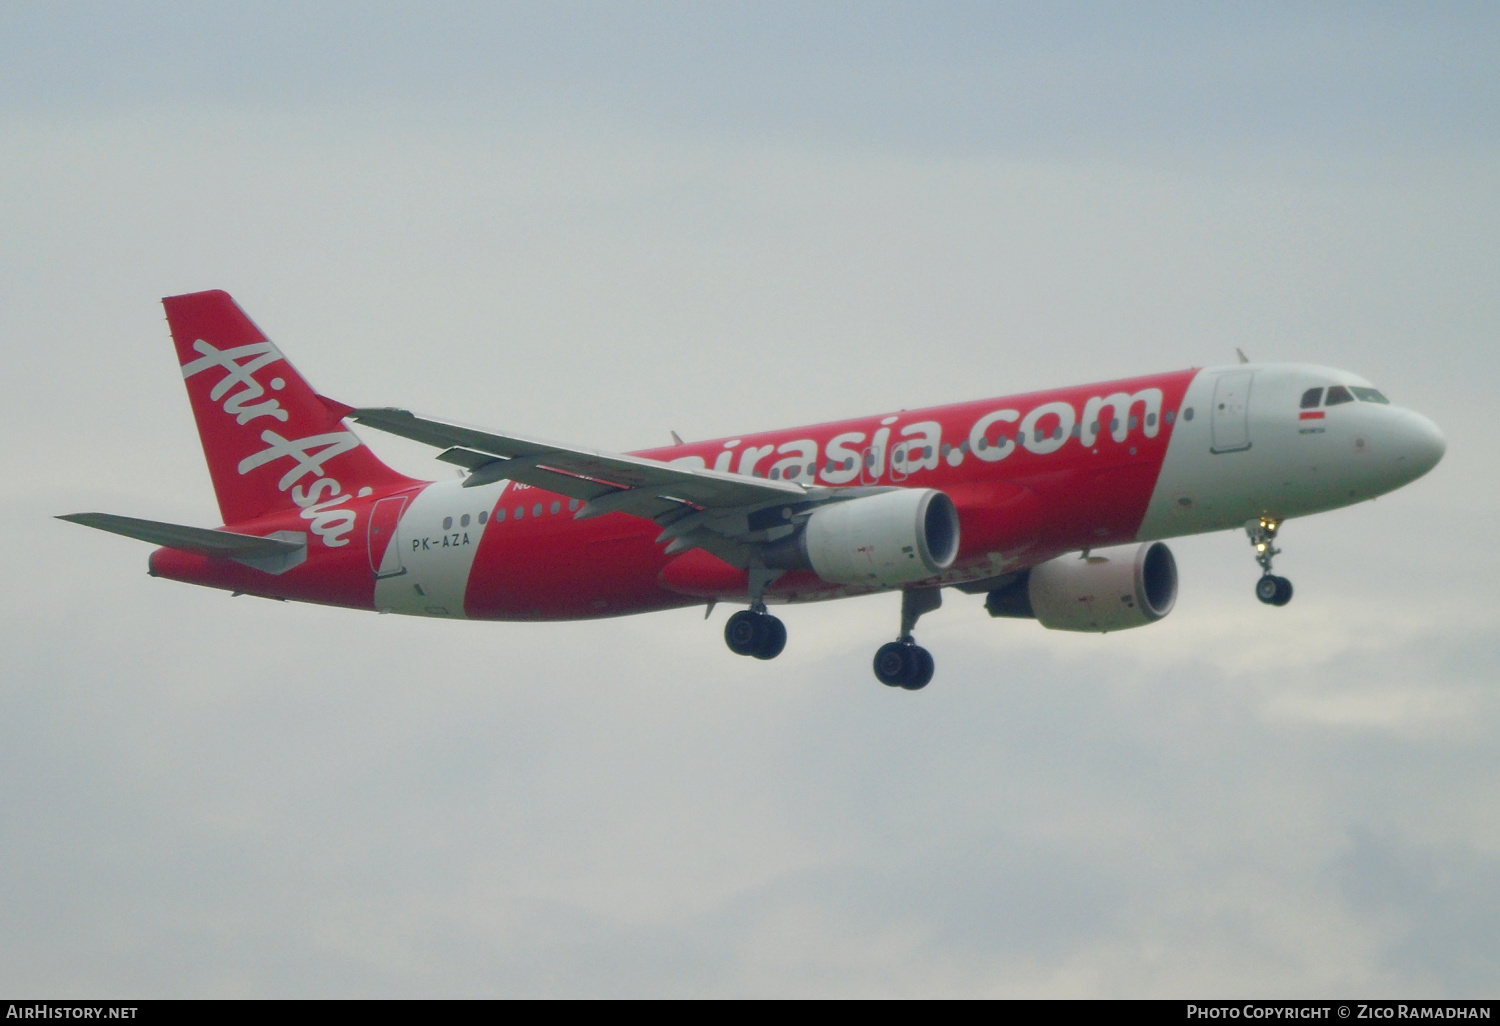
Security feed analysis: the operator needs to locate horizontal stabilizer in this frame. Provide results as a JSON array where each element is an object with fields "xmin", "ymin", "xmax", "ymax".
[{"xmin": 58, "ymin": 513, "xmax": 307, "ymax": 574}]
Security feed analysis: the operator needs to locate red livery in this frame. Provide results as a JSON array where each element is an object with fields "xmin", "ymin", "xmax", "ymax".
[{"xmin": 62, "ymin": 291, "xmax": 1446, "ymax": 689}]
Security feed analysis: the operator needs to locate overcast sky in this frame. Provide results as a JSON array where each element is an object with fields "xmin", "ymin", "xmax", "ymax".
[{"xmin": 2, "ymin": 2, "xmax": 1498, "ymax": 997}]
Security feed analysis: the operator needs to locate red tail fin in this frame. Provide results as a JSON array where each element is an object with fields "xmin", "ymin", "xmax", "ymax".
[{"xmin": 164, "ymin": 290, "xmax": 420, "ymax": 525}]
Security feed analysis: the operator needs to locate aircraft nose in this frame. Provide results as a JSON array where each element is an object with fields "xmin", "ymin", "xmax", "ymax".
[{"xmin": 1392, "ymin": 411, "xmax": 1446, "ymax": 481}]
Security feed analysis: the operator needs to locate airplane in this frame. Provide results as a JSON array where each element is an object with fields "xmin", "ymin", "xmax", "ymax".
[{"xmin": 60, "ymin": 290, "xmax": 1446, "ymax": 690}]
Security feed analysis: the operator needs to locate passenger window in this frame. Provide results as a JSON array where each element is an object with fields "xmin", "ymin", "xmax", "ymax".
[
  {"xmin": 1325, "ymin": 385, "xmax": 1354, "ymax": 406},
  {"xmin": 1351, "ymin": 387, "xmax": 1390, "ymax": 405},
  {"xmin": 515, "ymin": 506, "xmax": 524, "ymax": 519},
  {"xmin": 533, "ymin": 504, "xmax": 542, "ymax": 517},
  {"xmin": 1300, "ymin": 387, "xmax": 1324, "ymax": 409},
  {"xmin": 442, "ymin": 517, "xmax": 452, "ymax": 530},
  {"xmin": 1165, "ymin": 410, "xmax": 1176, "ymax": 424},
  {"xmin": 495, "ymin": 509, "xmax": 505, "ymax": 522},
  {"xmin": 550, "ymin": 501, "xmax": 561, "ymax": 514},
  {"xmin": 569, "ymin": 499, "xmax": 580, "ymax": 511},
  {"xmin": 478, "ymin": 510, "xmax": 488, "ymax": 524},
  {"xmin": 460, "ymin": 514, "xmax": 470, "ymax": 528}
]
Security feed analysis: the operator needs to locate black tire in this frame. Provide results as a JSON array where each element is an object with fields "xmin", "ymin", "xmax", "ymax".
[
  {"xmin": 725, "ymin": 610, "xmax": 762, "ymax": 656},
  {"xmin": 901, "ymin": 646, "xmax": 934, "ymax": 690},
  {"xmin": 1271, "ymin": 576, "xmax": 1294, "ymax": 606},
  {"xmin": 873, "ymin": 642, "xmax": 910, "ymax": 687},
  {"xmin": 754, "ymin": 615, "xmax": 787, "ymax": 660},
  {"xmin": 1255, "ymin": 575, "xmax": 1280, "ymax": 605}
]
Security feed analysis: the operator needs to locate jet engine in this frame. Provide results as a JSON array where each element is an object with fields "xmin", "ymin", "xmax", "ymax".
[
  {"xmin": 985, "ymin": 541, "xmax": 1177, "ymax": 632},
  {"xmin": 799, "ymin": 488, "xmax": 961, "ymax": 587}
]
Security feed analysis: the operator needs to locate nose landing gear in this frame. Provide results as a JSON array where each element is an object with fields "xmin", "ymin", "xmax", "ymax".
[
  {"xmin": 1247, "ymin": 516, "xmax": 1293, "ymax": 606},
  {"xmin": 873, "ymin": 587, "xmax": 941, "ymax": 690}
]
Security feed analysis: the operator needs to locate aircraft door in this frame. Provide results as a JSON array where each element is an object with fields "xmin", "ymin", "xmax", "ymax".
[
  {"xmin": 888, "ymin": 441, "xmax": 910, "ymax": 482},
  {"xmin": 1210, "ymin": 371, "xmax": 1254, "ymax": 454},
  {"xmin": 860, "ymin": 426, "xmax": 894, "ymax": 484},
  {"xmin": 368, "ymin": 495, "xmax": 408, "ymax": 578}
]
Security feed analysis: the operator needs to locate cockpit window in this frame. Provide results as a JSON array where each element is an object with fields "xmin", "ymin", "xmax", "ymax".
[
  {"xmin": 1351, "ymin": 387, "xmax": 1390, "ymax": 404},
  {"xmin": 1300, "ymin": 387, "xmax": 1324, "ymax": 409},
  {"xmin": 1325, "ymin": 385, "xmax": 1355, "ymax": 406}
]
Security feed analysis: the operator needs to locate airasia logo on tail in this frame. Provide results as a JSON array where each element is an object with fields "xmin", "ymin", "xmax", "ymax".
[
  {"xmin": 182, "ymin": 338, "xmax": 360, "ymax": 547},
  {"xmin": 181, "ymin": 340, "xmax": 291, "ymax": 425}
]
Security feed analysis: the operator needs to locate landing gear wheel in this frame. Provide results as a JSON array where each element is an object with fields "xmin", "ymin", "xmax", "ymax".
[
  {"xmin": 1274, "ymin": 577, "xmax": 1294, "ymax": 606},
  {"xmin": 873, "ymin": 642, "xmax": 934, "ymax": 690},
  {"xmin": 874, "ymin": 642, "xmax": 908, "ymax": 687},
  {"xmin": 1255, "ymin": 575, "xmax": 1279, "ymax": 604},
  {"xmin": 725, "ymin": 610, "xmax": 762, "ymax": 656},
  {"xmin": 753, "ymin": 615, "xmax": 787, "ymax": 660},
  {"xmin": 724, "ymin": 610, "xmax": 787, "ymax": 659},
  {"xmin": 904, "ymin": 646, "xmax": 935, "ymax": 691},
  {"xmin": 1255, "ymin": 575, "xmax": 1294, "ymax": 607}
]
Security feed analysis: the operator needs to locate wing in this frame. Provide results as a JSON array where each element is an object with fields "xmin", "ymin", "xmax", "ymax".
[{"xmin": 350, "ymin": 407, "xmax": 826, "ymax": 566}]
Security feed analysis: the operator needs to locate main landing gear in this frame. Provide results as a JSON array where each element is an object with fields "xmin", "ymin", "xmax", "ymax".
[
  {"xmin": 719, "ymin": 568, "xmax": 942, "ymax": 691},
  {"xmin": 873, "ymin": 588, "xmax": 940, "ymax": 691},
  {"xmin": 1247, "ymin": 516, "xmax": 1293, "ymax": 607},
  {"xmin": 724, "ymin": 561, "xmax": 788, "ymax": 660},
  {"xmin": 724, "ymin": 606, "xmax": 787, "ymax": 660}
]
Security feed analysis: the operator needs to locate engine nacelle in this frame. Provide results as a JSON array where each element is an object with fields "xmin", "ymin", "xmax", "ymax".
[
  {"xmin": 803, "ymin": 489, "xmax": 960, "ymax": 587},
  {"xmin": 986, "ymin": 541, "xmax": 1177, "ymax": 632}
]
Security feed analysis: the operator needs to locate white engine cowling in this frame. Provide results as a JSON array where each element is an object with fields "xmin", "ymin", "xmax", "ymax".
[
  {"xmin": 804, "ymin": 489, "xmax": 960, "ymax": 587},
  {"xmin": 1023, "ymin": 542, "xmax": 1177, "ymax": 632}
]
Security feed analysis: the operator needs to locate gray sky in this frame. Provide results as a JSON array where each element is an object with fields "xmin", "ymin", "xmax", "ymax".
[{"xmin": 2, "ymin": 2, "xmax": 1497, "ymax": 997}]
